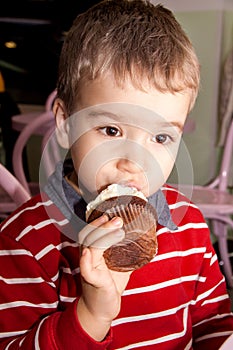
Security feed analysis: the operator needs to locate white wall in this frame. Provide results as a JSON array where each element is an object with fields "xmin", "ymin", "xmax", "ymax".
[
  {"xmin": 151, "ymin": 0, "xmax": 233, "ymax": 185},
  {"xmin": 152, "ymin": 0, "xmax": 233, "ymax": 11}
]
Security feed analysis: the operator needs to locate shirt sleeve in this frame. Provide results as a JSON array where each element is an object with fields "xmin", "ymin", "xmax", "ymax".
[
  {"xmin": 54, "ymin": 299, "xmax": 112, "ymax": 349},
  {"xmin": 0, "ymin": 232, "xmax": 112, "ymax": 349}
]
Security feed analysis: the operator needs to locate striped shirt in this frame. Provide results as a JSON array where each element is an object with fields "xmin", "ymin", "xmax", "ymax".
[{"xmin": 0, "ymin": 185, "xmax": 232, "ymax": 349}]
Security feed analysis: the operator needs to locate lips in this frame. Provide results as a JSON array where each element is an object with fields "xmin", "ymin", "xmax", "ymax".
[
  {"xmin": 119, "ymin": 181, "xmax": 142, "ymax": 191},
  {"xmin": 99, "ymin": 181, "xmax": 143, "ymax": 194}
]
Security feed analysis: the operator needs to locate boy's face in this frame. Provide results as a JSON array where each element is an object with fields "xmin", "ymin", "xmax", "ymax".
[{"xmin": 56, "ymin": 74, "xmax": 191, "ymax": 201}]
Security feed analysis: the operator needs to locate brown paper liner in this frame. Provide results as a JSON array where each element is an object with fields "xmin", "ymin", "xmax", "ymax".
[{"xmin": 87, "ymin": 196, "xmax": 158, "ymax": 272}]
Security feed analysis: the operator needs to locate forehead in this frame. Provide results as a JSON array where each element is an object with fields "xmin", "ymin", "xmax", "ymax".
[{"xmin": 76, "ymin": 74, "xmax": 192, "ymax": 125}]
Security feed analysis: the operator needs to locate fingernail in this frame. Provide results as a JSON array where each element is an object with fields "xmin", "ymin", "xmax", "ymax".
[{"xmin": 111, "ymin": 217, "xmax": 123, "ymax": 226}]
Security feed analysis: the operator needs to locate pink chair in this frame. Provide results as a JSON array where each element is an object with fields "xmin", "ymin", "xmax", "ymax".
[
  {"xmin": 0, "ymin": 162, "xmax": 30, "ymax": 218},
  {"xmin": 12, "ymin": 110, "xmax": 57, "ymax": 195},
  {"xmin": 12, "ymin": 90, "xmax": 58, "ymax": 195},
  {"xmin": 11, "ymin": 90, "xmax": 57, "ymax": 133},
  {"xmin": 176, "ymin": 119, "xmax": 233, "ymax": 287}
]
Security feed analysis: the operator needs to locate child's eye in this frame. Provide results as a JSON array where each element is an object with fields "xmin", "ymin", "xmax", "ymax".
[
  {"xmin": 99, "ymin": 126, "xmax": 121, "ymax": 137},
  {"xmin": 152, "ymin": 134, "xmax": 172, "ymax": 144}
]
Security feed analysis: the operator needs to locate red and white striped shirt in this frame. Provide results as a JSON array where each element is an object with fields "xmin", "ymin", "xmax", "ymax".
[{"xmin": 0, "ymin": 185, "xmax": 232, "ymax": 349}]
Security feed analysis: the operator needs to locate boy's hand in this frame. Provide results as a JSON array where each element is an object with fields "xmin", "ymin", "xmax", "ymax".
[{"xmin": 77, "ymin": 215, "xmax": 132, "ymax": 341}]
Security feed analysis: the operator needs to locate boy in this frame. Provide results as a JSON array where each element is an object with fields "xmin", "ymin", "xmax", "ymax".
[{"xmin": 0, "ymin": 1, "xmax": 232, "ymax": 349}]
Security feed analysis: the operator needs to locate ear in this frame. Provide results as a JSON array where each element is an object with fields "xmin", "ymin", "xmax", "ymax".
[{"xmin": 53, "ymin": 98, "xmax": 70, "ymax": 149}]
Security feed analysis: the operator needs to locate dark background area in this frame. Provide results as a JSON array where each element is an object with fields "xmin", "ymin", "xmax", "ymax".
[{"xmin": 0, "ymin": 0, "xmax": 101, "ymax": 105}]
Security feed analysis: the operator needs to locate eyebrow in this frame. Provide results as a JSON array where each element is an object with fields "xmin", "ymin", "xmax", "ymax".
[
  {"xmin": 161, "ymin": 121, "xmax": 184, "ymax": 132},
  {"xmin": 87, "ymin": 110, "xmax": 122, "ymax": 121},
  {"xmin": 87, "ymin": 110, "xmax": 184, "ymax": 132}
]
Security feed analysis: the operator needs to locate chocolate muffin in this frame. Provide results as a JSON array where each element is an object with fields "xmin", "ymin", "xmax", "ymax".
[{"xmin": 85, "ymin": 184, "xmax": 158, "ymax": 272}]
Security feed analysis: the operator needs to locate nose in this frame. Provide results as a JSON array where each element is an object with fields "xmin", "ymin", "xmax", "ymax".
[
  {"xmin": 116, "ymin": 140, "xmax": 148, "ymax": 174},
  {"xmin": 117, "ymin": 157, "xmax": 143, "ymax": 174}
]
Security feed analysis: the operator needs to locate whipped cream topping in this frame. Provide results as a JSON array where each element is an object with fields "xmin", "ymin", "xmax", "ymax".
[{"xmin": 86, "ymin": 184, "xmax": 147, "ymax": 221}]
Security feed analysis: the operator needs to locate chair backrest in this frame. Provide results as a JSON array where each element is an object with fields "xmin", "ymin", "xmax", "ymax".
[
  {"xmin": 45, "ymin": 89, "xmax": 57, "ymax": 112},
  {"xmin": 12, "ymin": 110, "xmax": 57, "ymax": 194},
  {"xmin": 218, "ymin": 118, "xmax": 233, "ymax": 191},
  {"xmin": 12, "ymin": 90, "xmax": 60, "ymax": 195},
  {"xmin": 0, "ymin": 163, "xmax": 30, "ymax": 218}
]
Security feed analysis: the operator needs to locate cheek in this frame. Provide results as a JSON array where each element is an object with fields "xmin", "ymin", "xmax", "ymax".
[
  {"xmin": 71, "ymin": 133, "xmax": 98, "ymax": 166},
  {"xmin": 71, "ymin": 141, "xmax": 86, "ymax": 169},
  {"xmin": 70, "ymin": 138, "xmax": 94, "ymax": 184},
  {"xmin": 71, "ymin": 139, "xmax": 108, "ymax": 196},
  {"xmin": 155, "ymin": 145, "xmax": 178, "ymax": 172},
  {"xmin": 146, "ymin": 144, "xmax": 178, "ymax": 194}
]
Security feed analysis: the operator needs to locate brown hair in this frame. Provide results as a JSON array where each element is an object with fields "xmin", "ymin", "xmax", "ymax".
[{"xmin": 57, "ymin": 0, "xmax": 200, "ymax": 114}]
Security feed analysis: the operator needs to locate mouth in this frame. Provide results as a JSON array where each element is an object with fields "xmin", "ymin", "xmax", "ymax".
[
  {"xmin": 98, "ymin": 181, "xmax": 143, "ymax": 194},
  {"xmin": 118, "ymin": 181, "xmax": 142, "ymax": 191}
]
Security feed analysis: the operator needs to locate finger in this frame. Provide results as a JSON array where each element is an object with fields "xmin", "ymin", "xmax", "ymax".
[
  {"xmin": 80, "ymin": 246, "xmax": 110, "ymax": 287},
  {"xmin": 89, "ymin": 226, "xmax": 125, "ymax": 249},
  {"xmin": 78, "ymin": 215, "xmax": 109, "ymax": 244},
  {"xmin": 82, "ymin": 217, "xmax": 124, "ymax": 248},
  {"xmin": 79, "ymin": 247, "xmax": 100, "ymax": 284}
]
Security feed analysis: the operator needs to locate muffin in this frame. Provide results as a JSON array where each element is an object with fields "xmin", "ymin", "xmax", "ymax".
[{"xmin": 85, "ymin": 184, "xmax": 158, "ymax": 272}]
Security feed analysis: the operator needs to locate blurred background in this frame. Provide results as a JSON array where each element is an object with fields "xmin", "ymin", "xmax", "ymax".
[{"xmin": 0, "ymin": 0, "xmax": 101, "ymax": 105}]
